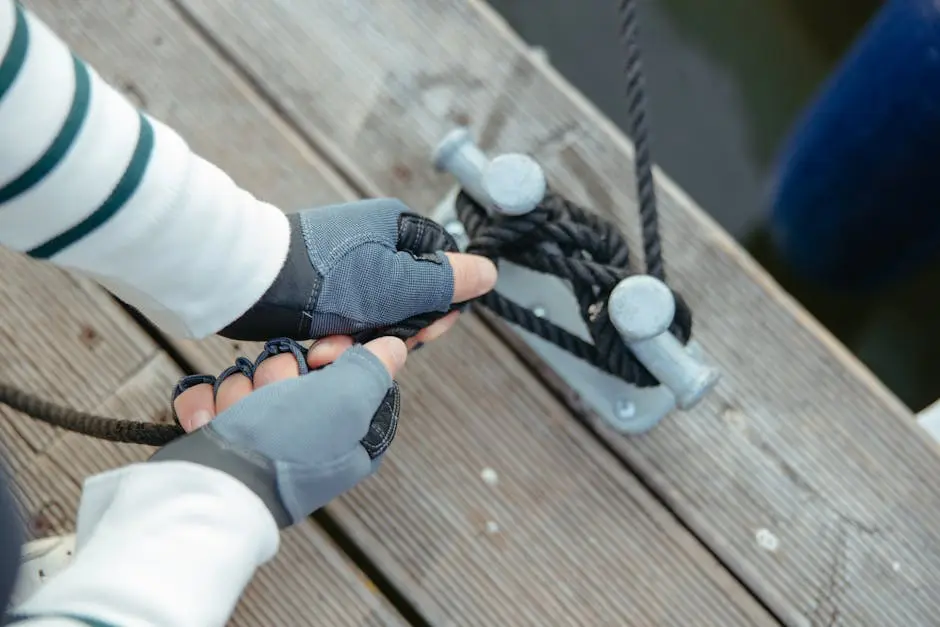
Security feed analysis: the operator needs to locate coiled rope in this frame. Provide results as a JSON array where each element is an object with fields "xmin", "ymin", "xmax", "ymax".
[{"xmin": 0, "ymin": 0, "xmax": 691, "ymax": 446}]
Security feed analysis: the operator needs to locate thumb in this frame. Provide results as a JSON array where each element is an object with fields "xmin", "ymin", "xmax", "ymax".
[
  {"xmin": 446, "ymin": 252, "xmax": 498, "ymax": 303},
  {"xmin": 361, "ymin": 336, "xmax": 408, "ymax": 378}
]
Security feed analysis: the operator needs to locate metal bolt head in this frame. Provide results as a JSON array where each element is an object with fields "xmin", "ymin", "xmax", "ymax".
[
  {"xmin": 607, "ymin": 274, "xmax": 676, "ymax": 342},
  {"xmin": 482, "ymin": 153, "xmax": 547, "ymax": 216},
  {"xmin": 607, "ymin": 274, "xmax": 719, "ymax": 410},
  {"xmin": 614, "ymin": 399, "xmax": 636, "ymax": 420}
]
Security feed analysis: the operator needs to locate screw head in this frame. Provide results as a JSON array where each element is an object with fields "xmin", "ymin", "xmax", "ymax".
[
  {"xmin": 482, "ymin": 153, "xmax": 546, "ymax": 215},
  {"xmin": 614, "ymin": 399, "xmax": 636, "ymax": 420}
]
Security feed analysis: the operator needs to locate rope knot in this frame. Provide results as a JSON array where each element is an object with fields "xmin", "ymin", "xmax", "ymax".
[{"xmin": 455, "ymin": 189, "xmax": 693, "ymax": 388}]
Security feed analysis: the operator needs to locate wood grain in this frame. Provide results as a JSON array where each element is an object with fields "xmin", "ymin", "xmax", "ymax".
[
  {"xmin": 167, "ymin": 0, "xmax": 940, "ymax": 624},
  {"xmin": 23, "ymin": 0, "xmax": 779, "ymax": 623}
]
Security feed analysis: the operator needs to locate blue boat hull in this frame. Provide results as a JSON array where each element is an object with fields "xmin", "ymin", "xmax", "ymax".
[{"xmin": 770, "ymin": 0, "xmax": 940, "ymax": 289}]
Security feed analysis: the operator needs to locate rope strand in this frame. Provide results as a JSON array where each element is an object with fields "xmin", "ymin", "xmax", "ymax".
[
  {"xmin": 617, "ymin": 0, "xmax": 665, "ymax": 280},
  {"xmin": 0, "ymin": 381, "xmax": 183, "ymax": 446}
]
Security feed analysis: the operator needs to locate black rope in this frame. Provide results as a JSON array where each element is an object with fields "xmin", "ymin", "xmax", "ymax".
[
  {"xmin": 0, "ymin": 381, "xmax": 183, "ymax": 446},
  {"xmin": 617, "ymin": 0, "xmax": 664, "ymax": 281},
  {"xmin": 0, "ymin": 0, "xmax": 690, "ymax": 446},
  {"xmin": 455, "ymin": 189, "xmax": 691, "ymax": 388}
]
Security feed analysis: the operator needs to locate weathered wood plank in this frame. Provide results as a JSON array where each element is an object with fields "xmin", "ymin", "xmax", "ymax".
[
  {"xmin": 26, "ymin": 0, "xmax": 779, "ymax": 624},
  {"xmin": 167, "ymin": 0, "xmax": 940, "ymax": 624}
]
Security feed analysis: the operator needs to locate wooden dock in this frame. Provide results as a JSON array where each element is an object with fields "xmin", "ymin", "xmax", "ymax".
[{"xmin": 5, "ymin": 0, "xmax": 940, "ymax": 624}]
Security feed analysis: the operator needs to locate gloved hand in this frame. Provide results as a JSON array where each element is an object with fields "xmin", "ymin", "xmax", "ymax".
[
  {"xmin": 218, "ymin": 198, "xmax": 496, "ymax": 343},
  {"xmin": 151, "ymin": 336, "xmax": 404, "ymax": 527}
]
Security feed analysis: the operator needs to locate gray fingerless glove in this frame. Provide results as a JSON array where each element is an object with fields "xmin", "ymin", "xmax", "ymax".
[
  {"xmin": 219, "ymin": 198, "xmax": 461, "ymax": 343},
  {"xmin": 152, "ymin": 340, "xmax": 399, "ymax": 527}
]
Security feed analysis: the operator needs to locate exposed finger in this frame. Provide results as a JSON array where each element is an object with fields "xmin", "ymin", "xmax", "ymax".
[
  {"xmin": 446, "ymin": 252, "xmax": 497, "ymax": 303},
  {"xmin": 173, "ymin": 384, "xmax": 216, "ymax": 432},
  {"xmin": 215, "ymin": 373, "xmax": 253, "ymax": 414},
  {"xmin": 406, "ymin": 309, "xmax": 460, "ymax": 350},
  {"xmin": 307, "ymin": 335, "xmax": 355, "ymax": 369},
  {"xmin": 362, "ymin": 336, "xmax": 408, "ymax": 378},
  {"xmin": 254, "ymin": 353, "xmax": 302, "ymax": 388}
]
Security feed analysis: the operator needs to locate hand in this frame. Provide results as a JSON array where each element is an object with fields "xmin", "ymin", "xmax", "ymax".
[
  {"xmin": 152, "ymin": 336, "xmax": 407, "ymax": 528},
  {"xmin": 218, "ymin": 198, "xmax": 498, "ymax": 344}
]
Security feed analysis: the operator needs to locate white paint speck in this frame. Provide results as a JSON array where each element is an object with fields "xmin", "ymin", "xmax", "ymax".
[
  {"xmin": 480, "ymin": 468, "xmax": 499, "ymax": 486},
  {"xmin": 755, "ymin": 528, "xmax": 779, "ymax": 552},
  {"xmin": 485, "ymin": 521, "xmax": 500, "ymax": 534}
]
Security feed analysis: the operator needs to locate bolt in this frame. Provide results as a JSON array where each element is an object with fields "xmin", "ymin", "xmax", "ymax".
[
  {"xmin": 607, "ymin": 274, "xmax": 719, "ymax": 410},
  {"xmin": 531, "ymin": 304, "xmax": 547, "ymax": 318},
  {"xmin": 614, "ymin": 399, "xmax": 636, "ymax": 420},
  {"xmin": 482, "ymin": 153, "xmax": 546, "ymax": 215},
  {"xmin": 432, "ymin": 128, "xmax": 546, "ymax": 216}
]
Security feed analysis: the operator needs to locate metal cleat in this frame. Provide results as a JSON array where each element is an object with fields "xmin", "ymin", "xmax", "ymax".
[
  {"xmin": 607, "ymin": 274, "xmax": 719, "ymax": 410},
  {"xmin": 430, "ymin": 128, "xmax": 719, "ymax": 433}
]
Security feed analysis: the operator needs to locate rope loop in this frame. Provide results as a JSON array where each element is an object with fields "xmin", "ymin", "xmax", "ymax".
[{"xmin": 456, "ymin": 190, "xmax": 692, "ymax": 389}]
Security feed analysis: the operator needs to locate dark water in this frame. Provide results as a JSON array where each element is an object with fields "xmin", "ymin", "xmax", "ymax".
[{"xmin": 490, "ymin": 0, "xmax": 940, "ymax": 410}]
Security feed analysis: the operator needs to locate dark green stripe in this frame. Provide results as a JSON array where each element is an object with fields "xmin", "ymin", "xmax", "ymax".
[
  {"xmin": 0, "ymin": 54, "xmax": 91, "ymax": 203},
  {"xmin": 0, "ymin": 3, "xmax": 28, "ymax": 103},
  {"xmin": 28, "ymin": 113, "xmax": 155, "ymax": 259}
]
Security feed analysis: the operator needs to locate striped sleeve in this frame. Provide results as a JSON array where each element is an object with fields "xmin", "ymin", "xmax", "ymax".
[{"xmin": 0, "ymin": 1, "xmax": 290, "ymax": 339}]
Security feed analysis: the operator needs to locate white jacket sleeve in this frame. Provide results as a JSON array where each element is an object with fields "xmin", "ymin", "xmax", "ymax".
[
  {"xmin": 0, "ymin": 0, "xmax": 290, "ymax": 339},
  {"xmin": 7, "ymin": 461, "xmax": 280, "ymax": 627}
]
